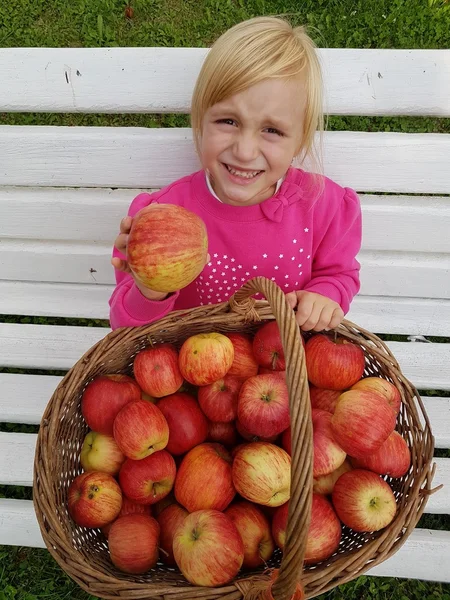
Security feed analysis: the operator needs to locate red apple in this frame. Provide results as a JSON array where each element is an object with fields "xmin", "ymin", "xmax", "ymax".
[
  {"xmin": 101, "ymin": 497, "xmax": 152, "ymax": 538},
  {"xmin": 198, "ymin": 375, "xmax": 243, "ymax": 422},
  {"xmin": 157, "ymin": 392, "xmax": 208, "ymax": 455},
  {"xmin": 272, "ymin": 494, "xmax": 341, "ymax": 565},
  {"xmin": 351, "ymin": 430, "xmax": 411, "ymax": 478},
  {"xmin": 156, "ymin": 503, "xmax": 189, "ymax": 566},
  {"xmin": 81, "ymin": 374, "xmax": 141, "ymax": 436},
  {"xmin": 119, "ymin": 450, "xmax": 176, "ymax": 505},
  {"xmin": 127, "ymin": 203, "xmax": 208, "ymax": 293},
  {"xmin": 252, "ymin": 321, "xmax": 285, "ymax": 371},
  {"xmin": 281, "ymin": 428, "xmax": 291, "ymax": 454},
  {"xmin": 309, "ymin": 385, "xmax": 341, "ymax": 414},
  {"xmin": 225, "ymin": 500, "xmax": 275, "ymax": 568},
  {"xmin": 312, "ymin": 409, "xmax": 347, "ymax": 477},
  {"xmin": 173, "ymin": 509, "xmax": 244, "ymax": 586},
  {"xmin": 152, "ymin": 490, "xmax": 176, "ymax": 517},
  {"xmin": 133, "ymin": 343, "xmax": 183, "ymax": 398},
  {"xmin": 80, "ymin": 431, "xmax": 126, "ymax": 476},
  {"xmin": 331, "ymin": 390, "xmax": 396, "ymax": 458},
  {"xmin": 232, "ymin": 442, "xmax": 291, "ymax": 507},
  {"xmin": 313, "ymin": 459, "xmax": 353, "ymax": 495},
  {"xmin": 259, "ymin": 367, "xmax": 286, "ymax": 379},
  {"xmin": 207, "ymin": 420, "xmax": 238, "ymax": 446},
  {"xmin": 175, "ymin": 443, "xmax": 235, "ymax": 512},
  {"xmin": 179, "ymin": 332, "xmax": 234, "ymax": 386},
  {"xmin": 67, "ymin": 471, "xmax": 122, "ymax": 528},
  {"xmin": 305, "ymin": 334, "xmax": 365, "ymax": 390},
  {"xmin": 113, "ymin": 400, "xmax": 169, "ymax": 460},
  {"xmin": 108, "ymin": 514, "xmax": 160, "ymax": 573},
  {"xmin": 237, "ymin": 374, "xmax": 290, "ymax": 438},
  {"xmin": 227, "ymin": 333, "xmax": 259, "ymax": 378},
  {"xmin": 236, "ymin": 420, "xmax": 278, "ymax": 443},
  {"xmin": 332, "ymin": 469, "xmax": 397, "ymax": 532},
  {"xmin": 351, "ymin": 377, "xmax": 402, "ymax": 414}
]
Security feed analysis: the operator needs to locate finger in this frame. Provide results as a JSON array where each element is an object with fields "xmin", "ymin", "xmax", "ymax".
[
  {"xmin": 285, "ymin": 291, "xmax": 298, "ymax": 310},
  {"xmin": 114, "ymin": 233, "xmax": 129, "ymax": 254},
  {"xmin": 328, "ymin": 307, "xmax": 345, "ymax": 330},
  {"xmin": 120, "ymin": 216, "xmax": 133, "ymax": 234},
  {"xmin": 299, "ymin": 302, "xmax": 323, "ymax": 331},
  {"xmin": 111, "ymin": 256, "xmax": 131, "ymax": 273},
  {"xmin": 206, "ymin": 253, "xmax": 211, "ymax": 264},
  {"xmin": 295, "ymin": 294, "xmax": 315, "ymax": 326},
  {"xmin": 313, "ymin": 305, "xmax": 335, "ymax": 332}
]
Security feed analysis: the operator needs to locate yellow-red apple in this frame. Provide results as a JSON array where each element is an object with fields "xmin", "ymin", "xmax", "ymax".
[
  {"xmin": 198, "ymin": 374, "xmax": 243, "ymax": 422},
  {"xmin": 237, "ymin": 373, "xmax": 290, "ymax": 438},
  {"xmin": 81, "ymin": 374, "xmax": 141, "ymax": 436},
  {"xmin": 309, "ymin": 385, "xmax": 341, "ymax": 414},
  {"xmin": 331, "ymin": 390, "xmax": 396, "ymax": 458},
  {"xmin": 179, "ymin": 332, "xmax": 234, "ymax": 386},
  {"xmin": 127, "ymin": 203, "xmax": 208, "ymax": 293},
  {"xmin": 312, "ymin": 409, "xmax": 347, "ymax": 477},
  {"xmin": 313, "ymin": 459, "xmax": 352, "ymax": 495},
  {"xmin": 226, "ymin": 333, "xmax": 259, "ymax": 378},
  {"xmin": 252, "ymin": 321, "xmax": 285, "ymax": 371},
  {"xmin": 232, "ymin": 442, "xmax": 291, "ymax": 507},
  {"xmin": 351, "ymin": 376, "xmax": 401, "ymax": 414},
  {"xmin": 133, "ymin": 343, "xmax": 183, "ymax": 398},
  {"xmin": 101, "ymin": 496, "xmax": 152, "ymax": 538},
  {"xmin": 332, "ymin": 469, "xmax": 397, "ymax": 531},
  {"xmin": 305, "ymin": 334, "xmax": 365, "ymax": 390},
  {"xmin": 173, "ymin": 509, "xmax": 244, "ymax": 586},
  {"xmin": 156, "ymin": 503, "xmax": 189, "ymax": 566},
  {"xmin": 108, "ymin": 514, "xmax": 160, "ymax": 573},
  {"xmin": 157, "ymin": 392, "xmax": 208, "ymax": 455},
  {"xmin": 113, "ymin": 400, "xmax": 169, "ymax": 460},
  {"xmin": 119, "ymin": 450, "xmax": 176, "ymax": 505},
  {"xmin": 175, "ymin": 443, "xmax": 235, "ymax": 512},
  {"xmin": 351, "ymin": 430, "xmax": 411, "ymax": 478},
  {"xmin": 225, "ymin": 500, "xmax": 275, "ymax": 568},
  {"xmin": 67, "ymin": 471, "xmax": 122, "ymax": 528},
  {"xmin": 80, "ymin": 431, "xmax": 126, "ymax": 476}
]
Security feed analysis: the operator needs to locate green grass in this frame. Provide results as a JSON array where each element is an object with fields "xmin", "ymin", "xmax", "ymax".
[{"xmin": 1, "ymin": 0, "xmax": 449, "ymax": 597}]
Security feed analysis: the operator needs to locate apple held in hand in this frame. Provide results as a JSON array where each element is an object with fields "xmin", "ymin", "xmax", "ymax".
[
  {"xmin": 237, "ymin": 373, "xmax": 290, "ymax": 438},
  {"xmin": 175, "ymin": 443, "xmax": 235, "ymax": 512},
  {"xmin": 226, "ymin": 333, "xmax": 259, "ymax": 379},
  {"xmin": 225, "ymin": 500, "xmax": 275, "ymax": 568},
  {"xmin": 80, "ymin": 431, "xmax": 126, "ymax": 476},
  {"xmin": 67, "ymin": 471, "xmax": 122, "ymax": 528},
  {"xmin": 332, "ymin": 469, "xmax": 397, "ymax": 532},
  {"xmin": 113, "ymin": 400, "xmax": 169, "ymax": 460},
  {"xmin": 351, "ymin": 376, "xmax": 401, "ymax": 414},
  {"xmin": 133, "ymin": 344, "xmax": 183, "ymax": 398},
  {"xmin": 305, "ymin": 334, "xmax": 365, "ymax": 391},
  {"xmin": 127, "ymin": 203, "xmax": 208, "ymax": 293},
  {"xmin": 198, "ymin": 374, "xmax": 243, "ymax": 423},
  {"xmin": 108, "ymin": 514, "xmax": 160, "ymax": 574},
  {"xmin": 312, "ymin": 409, "xmax": 346, "ymax": 477},
  {"xmin": 252, "ymin": 321, "xmax": 285, "ymax": 371},
  {"xmin": 119, "ymin": 450, "xmax": 176, "ymax": 505},
  {"xmin": 173, "ymin": 509, "xmax": 244, "ymax": 587},
  {"xmin": 81, "ymin": 374, "xmax": 141, "ymax": 436},
  {"xmin": 157, "ymin": 392, "xmax": 208, "ymax": 455},
  {"xmin": 351, "ymin": 430, "xmax": 411, "ymax": 478},
  {"xmin": 232, "ymin": 442, "xmax": 291, "ymax": 507},
  {"xmin": 331, "ymin": 390, "xmax": 396, "ymax": 458},
  {"xmin": 179, "ymin": 333, "xmax": 234, "ymax": 386},
  {"xmin": 157, "ymin": 503, "xmax": 189, "ymax": 565}
]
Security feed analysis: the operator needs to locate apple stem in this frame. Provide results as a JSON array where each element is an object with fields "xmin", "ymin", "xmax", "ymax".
[{"xmin": 158, "ymin": 546, "xmax": 169, "ymax": 557}]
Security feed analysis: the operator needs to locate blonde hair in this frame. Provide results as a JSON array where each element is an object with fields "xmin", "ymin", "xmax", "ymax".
[{"xmin": 191, "ymin": 16, "xmax": 324, "ymax": 172}]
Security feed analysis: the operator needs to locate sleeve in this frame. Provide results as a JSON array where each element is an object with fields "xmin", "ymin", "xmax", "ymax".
[
  {"xmin": 303, "ymin": 187, "xmax": 362, "ymax": 314},
  {"xmin": 108, "ymin": 192, "xmax": 180, "ymax": 329}
]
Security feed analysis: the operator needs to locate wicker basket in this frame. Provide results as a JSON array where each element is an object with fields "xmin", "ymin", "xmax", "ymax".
[{"xmin": 33, "ymin": 277, "xmax": 436, "ymax": 600}]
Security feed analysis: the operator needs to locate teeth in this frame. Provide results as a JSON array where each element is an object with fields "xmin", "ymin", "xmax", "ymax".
[{"xmin": 226, "ymin": 165, "xmax": 261, "ymax": 179}]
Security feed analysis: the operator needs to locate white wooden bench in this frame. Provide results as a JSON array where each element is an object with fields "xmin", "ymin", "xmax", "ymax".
[{"xmin": 0, "ymin": 47, "xmax": 449, "ymax": 585}]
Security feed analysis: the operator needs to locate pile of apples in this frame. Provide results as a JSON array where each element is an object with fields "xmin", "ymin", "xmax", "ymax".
[{"xmin": 67, "ymin": 322, "xmax": 410, "ymax": 587}]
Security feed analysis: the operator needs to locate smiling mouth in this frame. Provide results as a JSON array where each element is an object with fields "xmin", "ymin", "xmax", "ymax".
[{"xmin": 224, "ymin": 164, "xmax": 263, "ymax": 179}]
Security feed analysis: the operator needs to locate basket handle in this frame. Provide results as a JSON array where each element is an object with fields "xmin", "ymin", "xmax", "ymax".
[{"xmin": 230, "ymin": 278, "xmax": 313, "ymax": 600}]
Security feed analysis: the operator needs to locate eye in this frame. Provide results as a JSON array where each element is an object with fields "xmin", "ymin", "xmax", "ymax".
[
  {"xmin": 265, "ymin": 127, "xmax": 284, "ymax": 136},
  {"xmin": 216, "ymin": 118, "xmax": 236, "ymax": 126}
]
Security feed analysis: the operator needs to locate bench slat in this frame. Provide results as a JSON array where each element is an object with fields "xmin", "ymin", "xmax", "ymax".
[
  {"xmin": 0, "ymin": 497, "xmax": 448, "ymax": 582},
  {"xmin": 1, "ymin": 283, "xmax": 450, "ymax": 338},
  {"xmin": 0, "ymin": 48, "xmax": 448, "ymax": 117},
  {"xmin": 1, "ymin": 127, "xmax": 449, "ymax": 194},
  {"xmin": 2, "ymin": 241, "xmax": 449, "ymax": 300},
  {"xmin": 2, "ymin": 187, "xmax": 450, "ymax": 254},
  {"xmin": 0, "ymin": 323, "xmax": 449, "ymax": 390},
  {"xmin": 1, "ymin": 372, "xmax": 449, "ymax": 447}
]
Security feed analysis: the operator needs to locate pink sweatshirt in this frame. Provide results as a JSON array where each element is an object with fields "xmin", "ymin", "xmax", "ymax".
[{"xmin": 109, "ymin": 167, "xmax": 361, "ymax": 329}]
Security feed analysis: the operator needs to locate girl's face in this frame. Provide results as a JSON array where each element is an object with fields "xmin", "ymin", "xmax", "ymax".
[{"xmin": 199, "ymin": 77, "xmax": 306, "ymax": 206}]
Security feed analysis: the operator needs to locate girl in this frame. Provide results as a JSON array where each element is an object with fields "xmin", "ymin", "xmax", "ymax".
[{"xmin": 110, "ymin": 16, "xmax": 361, "ymax": 332}]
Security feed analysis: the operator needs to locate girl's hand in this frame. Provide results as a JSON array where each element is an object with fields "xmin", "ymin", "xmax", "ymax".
[
  {"xmin": 285, "ymin": 290, "xmax": 344, "ymax": 332},
  {"xmin": 111, "ymin": 216, "xmax": 169, "ymax": 301}
]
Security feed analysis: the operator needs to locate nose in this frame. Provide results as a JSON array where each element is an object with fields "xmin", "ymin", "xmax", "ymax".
[{"xmin": 233, "ymin": 130, "xmax": 259, "ymax": 163}]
